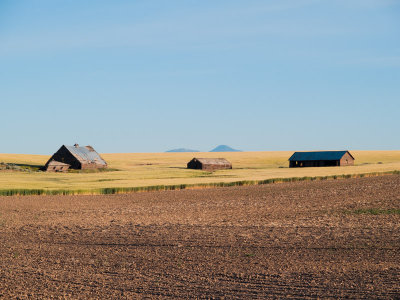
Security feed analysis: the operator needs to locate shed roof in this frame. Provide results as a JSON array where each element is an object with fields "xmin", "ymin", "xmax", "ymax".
[
  {"xmin": 192, "ymin": 158, "xmax": 231, "ymax": 165},
  {"xmin": 65, "ymin": 145, "xmax": 107, "ymax": 166},
  {"xmin": 289, "ymin": 151, "xmax": 354, "ymax": 162}
]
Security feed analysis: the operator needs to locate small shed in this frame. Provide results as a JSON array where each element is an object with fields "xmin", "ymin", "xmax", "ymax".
[
  {"xmin": 187, "ymin": 158, "xmax": 232, "ymax": 171},
  {"xmin": 45, "ymin": 144, "xmax": 107, "ymax": 171},
  {"xmin": 289, "ymin": 151, "xmax": 355, "ymax": 168},
  {"xmin": 45, "ymin": 160, "xmax": 70, "ymax": 172}
]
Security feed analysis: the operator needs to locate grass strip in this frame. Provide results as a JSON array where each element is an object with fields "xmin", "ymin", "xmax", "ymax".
[{"xmin": 0, "ymin": 170, "xmax": 399, "ymax": 196}]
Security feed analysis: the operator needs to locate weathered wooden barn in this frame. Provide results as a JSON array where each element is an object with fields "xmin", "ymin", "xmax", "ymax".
[
  {"xmin": 289, "ymin": 151, "xmax": 355, "ymax": 168},
  {"xmin": 187, "ymin": 158, "xmax": 232, "ymax": 171},
  {"xmin": 45, "ymin": 160, "xmax": 70, "ymax": 172},
  {"xmin": 44, "ymin": 144, "xmax": 107, "ymax": 171}
]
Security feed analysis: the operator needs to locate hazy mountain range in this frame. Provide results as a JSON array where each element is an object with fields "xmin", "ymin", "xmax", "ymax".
[{"xmin": 166, "ymin": 145, "xmax": 241, "ymax": 153}]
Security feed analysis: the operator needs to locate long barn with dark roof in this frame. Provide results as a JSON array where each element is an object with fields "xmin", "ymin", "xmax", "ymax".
[
  {"xmin": 187, "ymin": 158, "xmax": 232, "ymax": 171},
  {"xmin": 289, "ymin": 151, "xmax": 354, "ymax": 168},
  {"xmin": 45, "ymin": 144, "xmax": 107, "ymax": 171}
]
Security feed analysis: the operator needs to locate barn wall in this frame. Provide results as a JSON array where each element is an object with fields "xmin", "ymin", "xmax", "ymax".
[
  {"xmin": 80, "ymin": 163, "xmax": 107, "ymax": 170},
  {"xmin": 46, "ymin": 164, "xmax": 69, "ymax": 172},
  {"xmin": 187, "ymin": 160, "xmax": 232, "ymax": 171},
  {"xmin": 340, "ymin": 152, "xmax": 355, "ymax": 166},
  {"xmin": 201, "ymin": 164, "xmax": 232, "ymax": 171},
  {"xmin": 290, "ymin": 160, "xmax": 340, "ymax": 168}
]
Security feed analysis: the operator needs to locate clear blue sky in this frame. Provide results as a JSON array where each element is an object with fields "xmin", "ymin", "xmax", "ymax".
[{"xmin": 1, "ymin": 0, "xmax": 399, "ymax": 154}]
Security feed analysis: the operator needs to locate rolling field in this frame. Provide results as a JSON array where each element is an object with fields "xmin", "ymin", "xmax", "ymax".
[
  {"xmin": 0, "ymin": 151, "xmax": 400, "ymax": 194},
  {"xmin": 0, "ymin": 175, "xmax": 399, "ymax": 298}
]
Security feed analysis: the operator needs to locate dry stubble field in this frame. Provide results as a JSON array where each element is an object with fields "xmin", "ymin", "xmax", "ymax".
[
  {"xmin": 0, "ymin": 175, "xmax": 399, "ymax": 298},
  {"xmin": 0, "ymin": 151, "xmax": 400, "ymax": 193}
]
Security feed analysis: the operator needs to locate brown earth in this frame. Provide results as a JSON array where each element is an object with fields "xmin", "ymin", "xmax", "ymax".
[{"xmin": 0, "ymin": 175, "xmax": 399, "ymax": 299}]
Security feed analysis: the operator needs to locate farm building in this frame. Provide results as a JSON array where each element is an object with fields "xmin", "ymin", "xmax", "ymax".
[
  {"xmin": 289, "ymin": 151, "xmax": 355, "ymax": 168},
  {"xmin": 44, "ymin": 144, "xmax": 107, "ymax": 171},
  {"xmin": 187, "ymin": 158, "xmax": 232, "ymax": 171},
  {"xmin": 45, "ymin": 160, "xmax": 70, "ymax": 172}
]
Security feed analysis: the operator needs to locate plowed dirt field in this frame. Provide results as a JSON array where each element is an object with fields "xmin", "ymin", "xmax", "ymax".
[{"xmin": 0, "ymin": 175, "xmax": 399, "ymax": 298}]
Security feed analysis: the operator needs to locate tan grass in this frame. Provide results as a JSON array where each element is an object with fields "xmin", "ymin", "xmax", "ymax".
[{"xmin": 0, "ymin": 150, "xmax": 399, "ymax": 191}]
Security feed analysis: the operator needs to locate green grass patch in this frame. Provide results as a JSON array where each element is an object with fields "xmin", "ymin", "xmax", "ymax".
[
  {"xmin": 0, "ymin": 163, "xmax": 41, "ymax": 172},
  {"xmin": 244, "ymin": 253, "xmax": 255, "ymax": 257},
  {"xmin": 96, "ymin": 178, "xmax": 123, "ymax": 182}
]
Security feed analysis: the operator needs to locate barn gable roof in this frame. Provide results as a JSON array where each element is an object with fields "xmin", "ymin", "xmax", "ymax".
[
  {"xmin": 64, "ymin": 145, "xmax": 107, "ymax": 166},
  {"xmin": 289, "ymin": 151, "xmax": 354, "ymax": 162},
  {"xmin": 192, "ymin": 158, "xmax": 231, "ymax": 165}
]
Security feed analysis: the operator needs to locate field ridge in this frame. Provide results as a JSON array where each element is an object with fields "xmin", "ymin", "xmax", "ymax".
[{"xmin": 1, "ymin": 169, "xmax": 399, "ymax": 196}]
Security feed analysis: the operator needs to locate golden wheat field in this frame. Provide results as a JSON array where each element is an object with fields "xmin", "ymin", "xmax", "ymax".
[{"xmin": 0, "ymin": 151, "xmax": 399, "ymax": 193}]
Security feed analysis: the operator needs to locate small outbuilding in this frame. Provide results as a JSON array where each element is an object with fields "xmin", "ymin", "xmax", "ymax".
[
  {"xmin": 289, "ymin": 151, "xmax": 355, "ymax": 168},
  {"xmin": 187, "ymin": 158, "xmax": 232, "ymax": 171},
  {"xmin": 45, "ymin": 144, "xmax": 107, "ymax": 171}
]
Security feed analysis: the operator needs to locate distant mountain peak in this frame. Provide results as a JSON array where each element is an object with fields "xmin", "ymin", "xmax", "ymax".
[
  {"xmin": 210, "ymin": 145, "xmax": 241, "ymax": 152},
  {"xmin": 165, "ymin": 148, "xmax": 200, "ymax": 153}
]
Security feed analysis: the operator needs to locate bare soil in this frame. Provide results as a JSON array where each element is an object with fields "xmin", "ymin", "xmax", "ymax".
[{"xmin": 0, "ymin": 175, "xmax": 399, "ymax": 299}]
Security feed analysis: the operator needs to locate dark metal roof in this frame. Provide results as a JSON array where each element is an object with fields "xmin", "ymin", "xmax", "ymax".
[
  {"xmin": 289, "ymin": 151, "xmax": 354, "ymax": 162},
  {"xmin": 65, "ymin": 145, "xmax": 107, "ymax": 166}
]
